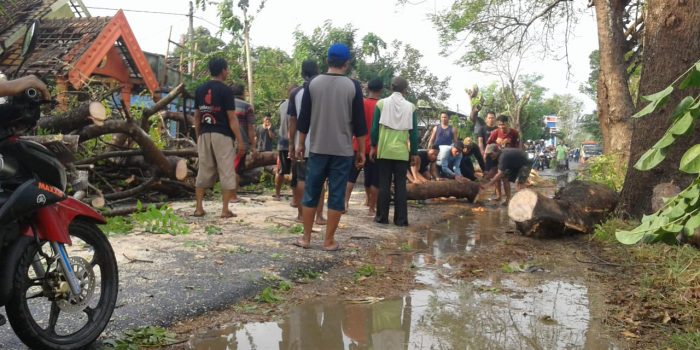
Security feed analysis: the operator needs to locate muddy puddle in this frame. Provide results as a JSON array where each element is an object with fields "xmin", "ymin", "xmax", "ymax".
[{"xmin": 186, "ymin": 209, "xmax": 615, "ymax": 350}]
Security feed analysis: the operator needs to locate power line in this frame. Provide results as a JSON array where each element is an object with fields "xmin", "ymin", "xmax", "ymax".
[{"xmin": 84, "ymin": 6, "xmax": 221, "ymax": 28}]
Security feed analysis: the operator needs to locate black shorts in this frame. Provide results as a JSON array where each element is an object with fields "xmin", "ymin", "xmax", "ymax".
[
  {"xmin": 348, "ymin": 155, "xmax": 378, "ymax": 187},
  {"xmin": 277, "ymin": 151, "xmax": 291, "ymax": 175},
  {"xmin": 295, "ymin": 159, "xmax": 307, "ymax": 182}
]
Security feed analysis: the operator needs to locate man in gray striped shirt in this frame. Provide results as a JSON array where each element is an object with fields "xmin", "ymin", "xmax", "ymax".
[{"xmin": 295, "ymin": 43, "xmax": 367, "ymax": 251}]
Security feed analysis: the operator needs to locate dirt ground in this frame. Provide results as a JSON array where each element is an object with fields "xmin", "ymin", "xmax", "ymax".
[{"xmin": 162, "ymin": 182, "xmax": 644, "ymax": 349}]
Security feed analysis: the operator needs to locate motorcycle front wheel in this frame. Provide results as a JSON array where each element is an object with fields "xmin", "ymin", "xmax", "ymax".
[{"xmin": 6, "ymin": 219, "xmax": 119, "ymax": 350}]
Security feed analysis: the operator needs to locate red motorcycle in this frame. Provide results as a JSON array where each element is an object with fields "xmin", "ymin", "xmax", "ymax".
[{"xmin": 0, "ymin": 21, "xmax": 118, "ymax": 350}]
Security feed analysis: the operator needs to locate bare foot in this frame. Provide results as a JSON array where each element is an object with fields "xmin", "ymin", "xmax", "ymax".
[
  {"xmin": 295, "ymin": 216, "xmax": 303, "ymax": 223},
  {"xmin": 221, "ymin": 210, "xmax": 237, "ymax": 218},
  {"xmin": 191, "ymin": 210, "xmax": 206, "ymax": 217},
  {"xmin": 272, "ymin": 194, "xmax": 282, "ymax": 201},
  {"xmin": 315, "ymin": 217, "xmax": 327, "ymax": 225},
  {"xmin": 290, "ymin": 201, "xmax": 298, "ymax": 208},
  {"xmin": 368, "ymin": 208, "xmax": 376, "ymax": 216}
]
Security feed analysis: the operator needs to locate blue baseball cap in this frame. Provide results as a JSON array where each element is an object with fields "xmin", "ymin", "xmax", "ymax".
[{"xmin": 328, "ymin": 43, "xmax": 351, "ymax": 62}]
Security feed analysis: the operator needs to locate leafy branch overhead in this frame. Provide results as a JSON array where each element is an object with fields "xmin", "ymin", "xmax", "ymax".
[{"xmin": 617, "ymin": 60, "xmax": 700, "ymax": 245}]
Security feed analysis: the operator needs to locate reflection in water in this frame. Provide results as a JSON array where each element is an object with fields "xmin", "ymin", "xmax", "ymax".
[{"xmin": 188, "ymin": 209, "xmax": 613, "ymax": 350}]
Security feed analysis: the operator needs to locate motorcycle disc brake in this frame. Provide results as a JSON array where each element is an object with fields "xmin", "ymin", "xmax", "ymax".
[{"xmin": 56, "ymin": 256, "xmax": 96, "ymax": 313}]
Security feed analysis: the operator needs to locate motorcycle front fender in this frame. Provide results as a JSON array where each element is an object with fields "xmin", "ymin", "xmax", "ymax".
[{"xmin": 24, "ymin": 198, "xmax": 107, "ymax": 244}]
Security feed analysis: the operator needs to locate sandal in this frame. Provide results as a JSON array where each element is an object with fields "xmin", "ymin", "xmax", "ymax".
[
  {"xmin": 322, "ymin": 242, "xmax": 342, "ymax": 252},
  {"xmin": 292, "ymin": 239, "xmax": 310, "ymax": 249}
]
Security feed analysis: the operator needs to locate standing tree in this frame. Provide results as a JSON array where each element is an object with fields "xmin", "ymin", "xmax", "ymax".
[
  {"xmin": 618, "ymin": 1, "xmax": 700, "ymax": 216},
  {"xmin": 412, "ymin": 0, "xmax": 644, "ymax": 165}
]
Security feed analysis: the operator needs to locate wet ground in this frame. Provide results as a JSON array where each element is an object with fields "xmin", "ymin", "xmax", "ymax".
[{"xmin": 185, "ymin": 198, "xmax": 617, "ymax": 350}]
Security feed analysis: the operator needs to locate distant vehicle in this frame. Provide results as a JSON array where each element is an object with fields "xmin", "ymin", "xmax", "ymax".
[{"xmin": 581, "ymin": 141, "xmax": 602, "ymax": 162}]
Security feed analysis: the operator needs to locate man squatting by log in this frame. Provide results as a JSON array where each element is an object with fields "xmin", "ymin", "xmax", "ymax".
[
  {"xmin": 193, "ymin": 58, "xmax": 247, "ymax": 218},
  {"xmin": 480, "ymin": 144, "xmax": 531, "ymax": 205}
]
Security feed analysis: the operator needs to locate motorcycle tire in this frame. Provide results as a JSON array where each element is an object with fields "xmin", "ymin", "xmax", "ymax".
[{"xmin": 6, "ymin": 220, "xmax": 118, "ymax": 350}]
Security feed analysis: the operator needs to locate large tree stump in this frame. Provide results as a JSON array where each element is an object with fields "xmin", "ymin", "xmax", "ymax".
[
  {"xmin": 508, "ymin": 180, "xmax": 618, "ymax": 238},
  {"xmin": 406, "ymin": 180, "xmax": 480, "ymax": 202}
]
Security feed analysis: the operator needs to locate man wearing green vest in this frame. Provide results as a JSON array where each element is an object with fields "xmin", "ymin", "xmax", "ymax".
[{"xmin": 370, "ymin": 77, "xmax": 420, "ymax": 226}]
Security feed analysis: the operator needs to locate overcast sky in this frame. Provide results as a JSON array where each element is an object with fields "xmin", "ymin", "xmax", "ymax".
[{"xmin": 83, "ymin": 0, "xmax": 599, "ymax": 113}]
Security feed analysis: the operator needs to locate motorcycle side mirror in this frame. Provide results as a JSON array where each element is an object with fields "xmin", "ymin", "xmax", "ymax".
[
  {"xmin": 13, "ymin": 20, "xmax": 39, "ymax": 79},
  {"xmin": 21, "ymin": 21, "xmax": 39, "ymax": 58}
]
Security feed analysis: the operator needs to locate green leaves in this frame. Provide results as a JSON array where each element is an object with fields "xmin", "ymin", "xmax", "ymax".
[
  {"xmin": 680, "ymin": 62, "xmax": 700, "ymax": 90},
  {"xmin": 680, "ymin": 145, "xmax": 700, "ymax": 174},
  {"xmin": 670, "ymin": 112, "xmax": 694, "ymax": 135},
  {"xmin": 634, "ymin": 148, "xmax": 666, "ymax": 171},
  {"xmin": 633, "ymin": 86, "xmax": 674, "ymax": 119}
]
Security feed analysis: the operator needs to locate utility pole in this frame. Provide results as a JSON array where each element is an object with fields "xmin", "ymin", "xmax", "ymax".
[
  {"xmin": 242, "ymin": 5, "xmax": 254, "ymax": 105},
  {"xmin": 188, "ymin": 1, "xmax": 194, "ymax": 75}
]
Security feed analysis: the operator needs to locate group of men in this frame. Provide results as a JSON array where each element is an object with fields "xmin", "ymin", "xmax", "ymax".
[
  {"xmin": 192, "ymin": 43, "xmax": 533, "ymax": 252},
  {"xmin": 193, "ymin": 44, "xmax": 423, "ymax": 251},
  {"xmin": 406, "ymin": 109, "xmax": 532, "ymax": 204}
]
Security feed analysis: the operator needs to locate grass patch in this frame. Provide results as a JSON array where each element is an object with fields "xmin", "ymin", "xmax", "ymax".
[
  {"xmin": 104, "ymin": 326, "xmax": 177, "ymax": 349},
  {"xmin": 254, "ymin": 286, "xmax": 283, "ymax": 304},
  {"xmin": 205, "ymin": 225, "xmax": 223, "ymax": 235},
  {"xmin": 594, "ymin": 218, "xmax": 700, "ymax": 346},
  {"xmin": 183, "ymin": 240, "xmax": 206, "ymax": 249},
  {"xmin": 592, "ymin": 218, "xmax": 636, "ymax": 243},
  {"xmin": 400, "ymin": 242, "xmax": 412, "ymax": 252},
  {"xmin": 353, "ymin": 264, "xmax": 377, "ymax": 281},
  {"xmin": 670, "ymin": 332, "xmax": 700, "ymax": 349},
  {"xmin": 292, "ymin": 268, "xmax": 321, "ymax": 282},
  {"xmin": 131, "ymin": 202, "xmax": 189, "ymax": 235}
]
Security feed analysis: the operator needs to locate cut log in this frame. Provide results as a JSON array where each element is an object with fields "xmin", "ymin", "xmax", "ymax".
[
  {"xmin": 507, "ymin": 180, "xmax": 618, "ymax": 238},
  {"xmin": 38, "ymin": 101, "xmax": 107, "ymax": 133},
  {"xmin": 406, "ymin": 179, "xmax": 480, "ymax": 202},
  {"xmin": 244, "ymin": 151, "xmax": 277, "ymax": 171}
]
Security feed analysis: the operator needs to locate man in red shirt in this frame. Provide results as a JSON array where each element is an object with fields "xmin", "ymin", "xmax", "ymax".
[
  {"xmin": 485, "ymin": 115, "xmax": 520, "ymax": 202},
  {"xmin": 487, "ymin": 115, "xmax": 520, "ymax": 149},
  {"xmin": 345, "ymin": 78, "xmax": 383, "ymax": 214}
]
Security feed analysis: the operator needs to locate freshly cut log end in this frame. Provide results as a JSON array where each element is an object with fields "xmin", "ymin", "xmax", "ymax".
[
  {"xmin": 507, "ymin": 189, "xmax": 539, "ymax": 222},
  {"xmin": 91, "ymin": 196, "xmax": 105, "ymax": 208},
  {"xmin": 175, "ymin": 159, "xmax": 188, "ymax": 181},
  {"xmin": 507, "ymin": 180, "xmax": 618, "ymax": 238}
]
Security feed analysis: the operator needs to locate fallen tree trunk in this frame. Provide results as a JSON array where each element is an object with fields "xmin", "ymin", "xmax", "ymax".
[
  {"xmin": 39, "ymin": 101, "xmax": 107, "ymax": 133},
  {"xmin": 244, "ymin": 151, "xmax": 277, "ymax": 170},
  {"xmin": 507, "ymin": 180, "xmax": 618, "ymax": 238},
  {"xmin": 141, "ymin": 84, "xmax": 185, "ymax": 130},
  {"xmin": 407, "ymin": 179, "xmax": 480, "ymax": 202},
  {"xmin": 78, "ymin": 120, "xmax": 178, "ymax": 179}
]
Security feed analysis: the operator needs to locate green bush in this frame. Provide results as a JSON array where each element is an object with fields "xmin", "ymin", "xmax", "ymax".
[
  {"xmin": 131, "ymin": 201, "xmax": 190, "ymax": 235},
  {"xmin": 577, "ymin": 154, "xmax": 627, "ymax": 191}
]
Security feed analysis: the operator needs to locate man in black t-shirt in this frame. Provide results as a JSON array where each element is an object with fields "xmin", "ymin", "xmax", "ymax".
[
  {"xmin": 408, "ymin": 146, "xmax": 439, "ymax": 184},
  {"xmin": 480, "ymin": 144, "xmax": 531, "ymax": 205},
  {"xmin": 193, "ymin": 58, "xmax": 246, "ymax": 218}
]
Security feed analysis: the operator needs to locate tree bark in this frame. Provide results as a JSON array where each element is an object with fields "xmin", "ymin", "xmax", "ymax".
[
  {"xmin": 593, "ymin": 0, "xmax": 635, "ymax": 162},
  {"xmin": 38, "ymin": 102, "xmax": 107, "ymax": 133},
  {"xmin": 618, "ymin": 0, "xmax": 700, "ymax": 217},
  {"xmin": 140, "ymin": 83, "xmax": 185, "ymax": 131},
  {"xmin": 508, "ymin": 181, "xmax": 618, "ymax": 238},
  {"xmin": 78, "ymin": 120, "xmax": 178, "ymax": 179},
  {"xmin": 406, "ymin": 180, "xmax": 480, "ymax": 202}
]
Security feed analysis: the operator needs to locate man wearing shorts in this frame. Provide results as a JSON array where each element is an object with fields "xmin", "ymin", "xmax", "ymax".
[
  {"xmin": 481, "ymin": 144, "xmax": 531, "ymax": 205},
  {"xmin": 345, "ymin": 77, "xmax": 383, "ymax": 214},
  {"xmin": 296, "ymin": 43, "xmax": 367, "ymax": 251},
  {"xmin": 193, "ymin": 58, "xmax": 246, "ymax": 218},
  {"xmin": 274, "ymin": 86, "xmax": 296, "ymax": 199},
  {"xmin": 288, "ymin": 61, "xmax": 326, "ymax": 224},
  {"xmin": 232, "ymin": 83, "xmax": 257, "ymax": 200}
]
